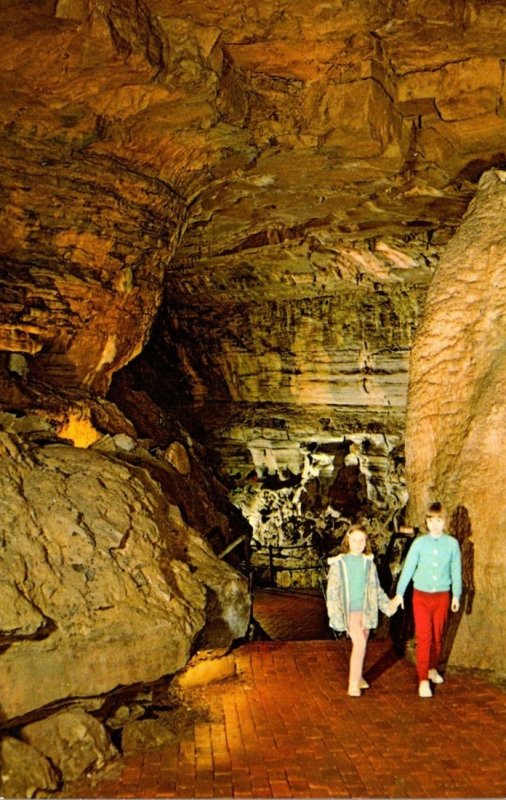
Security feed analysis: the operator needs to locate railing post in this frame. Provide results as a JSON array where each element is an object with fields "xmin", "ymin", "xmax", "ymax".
[{"xmin": 269, "ymin": 544, "xmax": 275, "ymax": 586}]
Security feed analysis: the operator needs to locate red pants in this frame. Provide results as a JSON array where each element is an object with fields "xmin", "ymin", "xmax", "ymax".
[{"xmin": 412, "ymin": 589, "xmax": 450, "ymax": 682}]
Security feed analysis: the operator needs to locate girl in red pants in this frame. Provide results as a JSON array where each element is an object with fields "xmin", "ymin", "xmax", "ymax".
[{"xmin": 395, "ymin": 502, "xmax": 462, "ymax": 697}]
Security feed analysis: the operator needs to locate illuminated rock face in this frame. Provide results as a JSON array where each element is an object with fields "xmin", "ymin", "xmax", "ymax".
[
  {"xmin": 2, "ymin": 0, "xmax": 506, "ymax": 401},
  {"xmin": 0, "ymin": 135, "xmax": 183, "ymax": 393},
  {"xmin": 0, "ymin": 430, "xmax": 250, "ymax": 721},
  {"xmin": 405, "ymin": 169, "xmax": 506, "ymax": 674},
  {"xmin": 0, "ymin": 0, "xmax": 505, "ymax": 680}
]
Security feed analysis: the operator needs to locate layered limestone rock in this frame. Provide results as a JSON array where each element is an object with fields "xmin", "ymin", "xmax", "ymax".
[
  {"xmin": 121, "ymin": 276, "xmax": 427, "ymax": 503},
  {"xmin": 0, "ymin": 135, "xmax": 184, "ymax": 393},
  {"xmin": 0, "ymin": 0, "xmax": 185, "ymax": 394},
  {"xmin": 405, "ymin": 169, "xmax": 506, "ymax": 674},
  {"xmin": 2, "ymin": 0, "xmax": 506, "ymax": 404},
  {"xmin": 0, "ymin": 430, "xmax": 249, "ymax": 722}
]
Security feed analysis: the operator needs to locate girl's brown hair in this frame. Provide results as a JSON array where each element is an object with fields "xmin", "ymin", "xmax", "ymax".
[
  {"xmin": 426, "ymin": 501, "xmax": 446, "ymax": 518},
  {"xmin": 340, "ymin": 523, "xmax": 372, "ymax": 554}
]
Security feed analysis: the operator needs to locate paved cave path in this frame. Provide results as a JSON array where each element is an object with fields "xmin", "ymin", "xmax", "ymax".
[{"xmin": 64, "ymin": 592, "xmax": 506, "ymax": 799}]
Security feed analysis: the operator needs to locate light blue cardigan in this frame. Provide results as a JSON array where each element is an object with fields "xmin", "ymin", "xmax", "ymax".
[
  {"xmin": 326, "ymin": 553, "xmax": 391, "ymax": 633},
  {"xmin": 396, "ymin": 532, "xmax": 462, "ymax": 600}
]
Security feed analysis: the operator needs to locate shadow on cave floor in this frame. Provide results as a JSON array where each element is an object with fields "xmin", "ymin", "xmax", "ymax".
[{"xmin": 252, "ymin": 587, "xmax": 336, "ymax": 641}]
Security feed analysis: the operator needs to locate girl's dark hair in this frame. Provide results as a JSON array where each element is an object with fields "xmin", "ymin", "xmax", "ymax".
[
  {"xmin": 340, "ymin": 523, "xmax": 372, "ymax": 554},
  {"xmin": 426, "ymin": 501, "xmax": 446, "ymax": 517}
]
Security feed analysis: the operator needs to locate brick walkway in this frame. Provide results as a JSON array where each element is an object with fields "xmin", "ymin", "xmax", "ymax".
[
  {"xmin": 252, "ymin": 588, "xmax": 334, "ymax": 640},
  {"xmin": 64, "ymin": 636, "xmax": 506, "ymax": 799}
]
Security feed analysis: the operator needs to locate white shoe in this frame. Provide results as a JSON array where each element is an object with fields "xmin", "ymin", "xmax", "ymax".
[
  {"xmin": 348, "ymin": 684, "xmax": 361, "ymax": 697},
  {"xmin": 359, "ymin": 678, "xmax": 370, "ymax": 689},
  {"xmin": 428, "ymin": 668, "xmax": 444, "ymax": 684},
  {"xmin": 418, "ymin": 680, "xmax": 433, "ymax": 698}
]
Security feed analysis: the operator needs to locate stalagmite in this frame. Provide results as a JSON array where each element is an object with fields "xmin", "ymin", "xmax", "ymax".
[{"xmin": 405, "ymin": 169, "xmax": 506, "ymax": 672}]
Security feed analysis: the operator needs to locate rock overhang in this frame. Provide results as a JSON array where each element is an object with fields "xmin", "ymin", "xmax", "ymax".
[{"xmin": 1, "ymin": 0, "xmax": 506, "ymax": 424}]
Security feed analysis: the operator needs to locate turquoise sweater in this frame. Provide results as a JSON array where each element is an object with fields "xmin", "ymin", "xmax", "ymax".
[
  {"xmin": 343, "ymin": 554, "xmax": 367, "ymax": 611},
  {"xmin": 396, "ymin": 532, "xmax": 462, "ymax": 600}
]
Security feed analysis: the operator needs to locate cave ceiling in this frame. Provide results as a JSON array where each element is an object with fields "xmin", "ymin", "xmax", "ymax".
[{"xmin": 1, "ymin": 0, "xmax": 506, "ymax": 463}]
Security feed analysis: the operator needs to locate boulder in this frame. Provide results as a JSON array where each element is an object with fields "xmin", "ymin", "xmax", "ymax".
[
  {"xmin": 163, "ymin": 441, "xmax": 191, "ymax": 476},
  {"xmin": 121, "ymin": 718, "xmax": 178, "ymax": 754},
  {"xmin": 0, "ymin": 431, "xmax": 250, "ymax": 721},
  {"xmin": 22, "ymin": 709, "xmax": 117, "ymax": 782},
  {"xmin": 0, "ymin": 736, "xmax": 60, "ymax": 798}
]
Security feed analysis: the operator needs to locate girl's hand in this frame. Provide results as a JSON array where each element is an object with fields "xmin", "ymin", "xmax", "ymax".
[
  {"xmin": 386, "ymin": 596, "xmax": 403, "ymax": 616},
  {"xmin": 451, "ymin": 597, "xmax": 460, "ymax": 612}
]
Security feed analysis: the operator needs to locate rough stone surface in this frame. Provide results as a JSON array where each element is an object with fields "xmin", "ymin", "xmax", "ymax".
[
  {"xmin": 405, "ymin": 169, "xmax": 506, "ymax": 674},
  {"xmin": 22, "ymin": 709, "xmax": 117, "ymax": 782},
  {"xmin": 128, "ymin": 284, "xmax": 423, "ymax": 435},
  {"xmin": 121, "ymin": 718, "xmax": 178, "ymax": 754},
  {"xmin": 0, "ymin": 736, "xmax": 60, "ymax": 798},
  {"xmin": 0, "ymin": 430, "xmax": 249, "ymax": 721},
  {"xmin": 164, "ymin": 441, "xmax": 191, "ymax": 476},
  {"xmin": 224, "ymin": 433, "xmax": 406, "ymax": 588},
  {"xmin": 2, "ymin": 0, "xmax": 505, "ymax": 409}
]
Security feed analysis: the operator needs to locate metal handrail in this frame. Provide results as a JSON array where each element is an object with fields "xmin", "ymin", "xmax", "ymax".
[
  {"xmin": 251, "ymin": 540, "xmax": 324, "ymax": 586},
  {"xmin": 217, "ymin": 534, "xmax": 247, "ymax": 559},
  {"xmin": 251, "ymin": 540, "xmax": 318, "ymax": 552}
]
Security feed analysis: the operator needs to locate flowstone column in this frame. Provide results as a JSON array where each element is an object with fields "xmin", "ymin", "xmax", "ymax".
[{"xmin": 405, "ymin": 168, "xmax": 506, "ymax": 674}]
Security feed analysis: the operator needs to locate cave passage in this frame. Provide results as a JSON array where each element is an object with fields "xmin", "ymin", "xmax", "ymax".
[{"xmin": 1, "ymin": 0, "xmax": 506, "ymax": 795}]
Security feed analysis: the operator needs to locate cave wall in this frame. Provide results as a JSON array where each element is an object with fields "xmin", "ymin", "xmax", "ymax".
[
  {"xmin": 3, "ymin": 0, "xmax": 506, "ymax": 407},
  {"xmin": 132, "ymin": 286, "xmax": 425, "ymax": 413},
  {"xmin": 226, "ymin": 433, "xmax": 407, "ymax": 589},
  {"xmin": 0, "ymin": 6, "xmax": 186, "ymax": 394},
  {"xmin": 405, "ymin": 168, "xmax": 506, "ymax": 673}
]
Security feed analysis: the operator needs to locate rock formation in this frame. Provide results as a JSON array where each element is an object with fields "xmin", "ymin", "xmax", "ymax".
[
  {"xmin": 0, "ymin": 737, "xmax": 60, "ymax": 798},
  {"xmin": 405, "ymin": 168, "xmax": 506, "ymax": 673},
  {"xmin": 0, "ymin": 4, "xmax": 506, "ymax": 785},
  {"xmin": 0, "ymin": 427, "xmax": 249, "ymax": 723},
  {"xmin": 3, "ymin": 0, "xmax": 506, "ymax": 409},
  {"xmin": 22, "ymin": 709, "xmax": 117, "ymax": 783}
]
